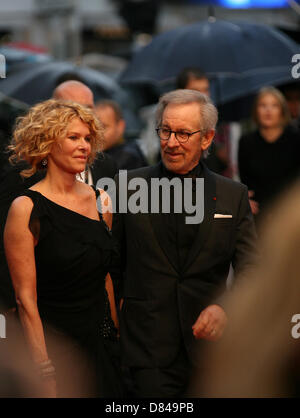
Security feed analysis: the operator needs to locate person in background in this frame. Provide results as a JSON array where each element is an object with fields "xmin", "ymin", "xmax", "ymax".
[
  {"xmin": 280, "ymin": 83, "xmax": 300, "ymax": 130},
  {"xmin": 176, "ymin": 67, "xmax": 232, "ymax": 177},
  {"xmin": 95, "ymin": 100, "xmax": 147, "ymax": 171},
  {"xmin": 53, "ymin": 80, "xmax": 117, "ymax": 184},
  {"xmin": 238, "ymin": 86, "xmax": 300, "ymax": 219},
  {"xmin": 176, "ymin": 68, "xmax": 210, "ymax": 97}
]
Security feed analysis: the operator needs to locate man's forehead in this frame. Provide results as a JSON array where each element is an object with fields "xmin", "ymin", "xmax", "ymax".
[
  {"xmin": 62, "ymin": 88, "xmax": 93, "ymax": 107},
  {"xmin": 96, "ymin": 105, "xmax": 118, "ymax": 122},
  {"xmin": 163, "ymin": 101, "xmax": 201, "ymax": 112},
  {"xmin": 162, "ymin": 102, "xmax": 201, "ymax": 122}
]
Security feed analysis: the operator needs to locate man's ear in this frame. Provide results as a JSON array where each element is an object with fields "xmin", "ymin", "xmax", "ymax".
[
  {"xmin": 201, "ymin": 129, "xmax": 215, "ymax": 151},
  {"xmin": 117, "ymin": 119, "xmax": 126, "ymax": 138}
]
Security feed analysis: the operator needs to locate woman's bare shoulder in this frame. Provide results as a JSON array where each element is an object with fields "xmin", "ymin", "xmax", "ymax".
[
  {"xmin": 5, "ymin": 196, "xmax": 34, "ymax": 231},
  {"xmin": 9, "ymin": 195, "xmax": 34, "ymax": 215},
  {"xmin": 7, "ymin": 196, "xmax": 33, "ymax": 224}
]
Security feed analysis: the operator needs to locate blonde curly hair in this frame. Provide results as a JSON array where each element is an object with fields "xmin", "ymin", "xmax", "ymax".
[{"xmin": 8, "ymin": 99, "xmax": 104, "ymax": 178}]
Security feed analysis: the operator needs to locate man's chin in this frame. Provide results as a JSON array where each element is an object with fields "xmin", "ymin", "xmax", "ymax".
[{"xmin": 162, "ymin": 160, "xmax": 184, "ymax": 174}]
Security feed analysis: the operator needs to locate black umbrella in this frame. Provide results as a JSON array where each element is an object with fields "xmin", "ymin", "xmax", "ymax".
[
  {"xmin": 0, "ymin": 60, "xmax": 123, "ymax": 104},
  {"xmin": 120, "ymin": 19, "xmax": 300, "ymax": 105},
  {"xmin": 0, "ymin": 60, "xmax": 142, "ymax": 138},
  {"xmin": 0, "ymin": 46, "xmax": 50, "ymax": 72}
]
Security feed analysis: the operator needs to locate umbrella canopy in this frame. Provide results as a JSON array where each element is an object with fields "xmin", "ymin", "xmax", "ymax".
[
  {"xmin": 0, "ymin": 60, "xmax": 141, "ymax": 138},
  {"xmin": 0, "ymin": 61, "xmax": 122, "ymax": 105},
  {"xmin": 120, "ymin": 19, "xmax": 300, "ymax": 105},
  {"xmin": 0, "ymin": 46, "xmax": 50, "ymax": 73}
]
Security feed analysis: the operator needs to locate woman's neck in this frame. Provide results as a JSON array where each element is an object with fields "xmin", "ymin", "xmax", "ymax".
[
  {"xmin": 40, "ymin": 169, "xmax": 80, "ymax": 196},
  {"xmin": 259, "ymin": 126, "xmax": 284, "ymax": 143}
]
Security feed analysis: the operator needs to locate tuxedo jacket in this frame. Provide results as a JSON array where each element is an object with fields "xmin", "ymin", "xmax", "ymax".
[{"xmin": 113, "ymin": 162, "xmax": 257, "ymax": 368}]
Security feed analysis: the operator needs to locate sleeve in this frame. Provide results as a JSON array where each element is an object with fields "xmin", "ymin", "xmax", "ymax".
[
  {"xmin": 213, "ymin": 184, "xmax": 258, "ymax": 311},
  {"xmin": 232, "ymin": 185, "xmax": 258, "ymax": 279},
  {"xmin": 20, "ymin": 191, "xmax": 52, "ymax": 244},
  {"xmin": 238, "ymin": 134, "xmax": 253, "ymax": 188}
]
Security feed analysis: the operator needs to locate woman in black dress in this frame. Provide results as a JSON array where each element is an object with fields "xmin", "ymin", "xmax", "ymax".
[
  {"xmin": 4, "ymin": 100, "xmax": 122, "ymax": 397},
  {"xmin": 238, "ymin": 86, "xmax": 300, "ymax": 218}
]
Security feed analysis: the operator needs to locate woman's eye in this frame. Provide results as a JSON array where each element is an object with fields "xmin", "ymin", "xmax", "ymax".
[
  {"xmin": 85, "ymin": 137, "xmax": 91, "ymax": 142},
  {"xmin": 69, "ymin": 135, "xmax": 77, "ymax": 140}
]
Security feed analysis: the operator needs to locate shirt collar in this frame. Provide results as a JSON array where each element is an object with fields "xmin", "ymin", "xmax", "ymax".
[{"xmin": 161, "ymin": 161, "xmax": 203, "ymax": 180}]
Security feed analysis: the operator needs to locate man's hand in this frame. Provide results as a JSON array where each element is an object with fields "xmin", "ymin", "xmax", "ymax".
[
  {"xmin": 248, "ymin": 190, "xmax": 259, "ymax": 215},
  {"xmin": 192, "ymin": 304, "xmax": 227, "ymax": 341}
]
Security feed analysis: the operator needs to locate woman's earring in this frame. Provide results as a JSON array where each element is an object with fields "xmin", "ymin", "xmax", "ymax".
[{"xmin": 41, "ymin": 158, "xmax": 48, "ymax": 167}]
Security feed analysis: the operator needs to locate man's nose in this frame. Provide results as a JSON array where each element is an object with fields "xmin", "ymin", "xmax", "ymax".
[{"xmin": 167, "ymin": 132, "xmax": 180, "ymax": 147}]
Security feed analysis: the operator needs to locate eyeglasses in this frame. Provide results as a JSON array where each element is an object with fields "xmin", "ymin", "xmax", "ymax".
[{"xmin": 156, "ymin": 127, "xmax": 205, "ymax": 144}]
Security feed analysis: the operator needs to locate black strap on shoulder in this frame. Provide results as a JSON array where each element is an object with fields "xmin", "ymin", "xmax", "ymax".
[
  {"xmin": 91, "ymin": 184, "xmax": 100, "ymax": 198},
  {"xmin": 91, "ymin": 185, "xmax": 103, "ymax": 221}
]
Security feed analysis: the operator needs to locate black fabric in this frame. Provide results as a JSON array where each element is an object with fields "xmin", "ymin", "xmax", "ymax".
[
  {"xmin": 106, "ymin": 141, "xmax": 148, "ymax": 171},
  {"xmin": 15, "ymin": 189, "xmax": 123, "ymax": 397},
  {"xmin": 238, "ymin": 126, "xmax": 300, "ymax": 211},
  {"xmin": 130, "ymin": 344, "xmax": 190, "ymax": 398},
  {"xmin": 160, "ymin": 163, "xmax": 203, "ymax": 273},
  {"xmin": 90, "ymin": 152, "xmax": 118, "ymax": 186}
]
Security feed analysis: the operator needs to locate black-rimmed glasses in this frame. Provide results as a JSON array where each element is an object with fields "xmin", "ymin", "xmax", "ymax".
[{"xmin": 156, "ymin": 127, "xmax": 205, "ymax": 143}]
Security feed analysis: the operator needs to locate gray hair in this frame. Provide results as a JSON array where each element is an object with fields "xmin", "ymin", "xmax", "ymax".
[
  {"xmin": 156, "ymin": 89, "xmax": 218, "ymax": 158},
  {"xmin": 156, "ymin": 89, "xmax": 218, "ymax": 132}
]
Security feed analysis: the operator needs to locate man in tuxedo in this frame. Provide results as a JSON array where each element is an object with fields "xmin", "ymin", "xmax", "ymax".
[{"xmin": 113, "ymin": 89, "xmax": 256, "ymax": 397}]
